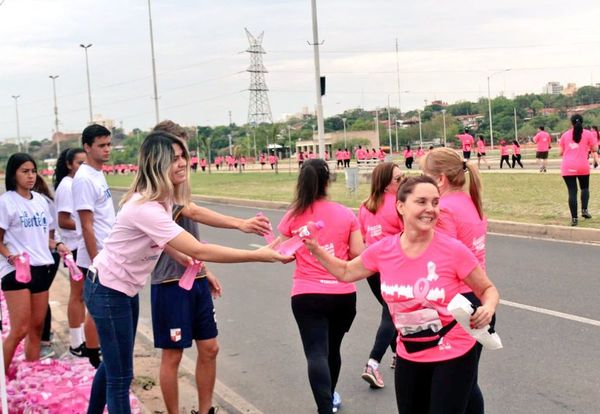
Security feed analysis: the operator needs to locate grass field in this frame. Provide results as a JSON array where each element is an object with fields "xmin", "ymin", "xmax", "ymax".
[{"xmin": 106, "ymin": 171, "xmax": 600, "ymax": 228}]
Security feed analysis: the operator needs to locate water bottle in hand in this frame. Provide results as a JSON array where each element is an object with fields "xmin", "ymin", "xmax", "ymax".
[
  {"xmin": 179, "ymin": 259, "xmax": 204, "ymax": 290},
  {"xmin": 257, "ymin": 211, "xmax": 276, "ymax": 243},
  {"xmin": 15, "ymin": 252, "xmax": 32, "ymax": 283},
  {"xmin": 277, "ymin": 221, "xmax": 325, "ymax": 256},
  {"xmin": 64, "ymin": 253, "xmax": 83, "ymax": 281}
]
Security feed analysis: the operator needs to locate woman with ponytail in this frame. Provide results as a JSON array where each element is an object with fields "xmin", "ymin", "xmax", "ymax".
[
  {"xmin": 277, "ymin": 159, "xmax": 364, "ymax": 414},
  {"xmin": 559, "ymin": 114, "xmax": 598, "ymax": 226},
  {"xmin": 420, "ymin": 147, "xmax": 489, "ymax": 414}
]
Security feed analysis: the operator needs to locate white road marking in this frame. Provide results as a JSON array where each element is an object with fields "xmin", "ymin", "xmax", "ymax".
[
  {"xmin": 500, "ymin": 299, "xmax": 600, "ymax": 327},
  {"xmin": 488, "ymin": 232, "xmax": 600, "ymax": 246}
]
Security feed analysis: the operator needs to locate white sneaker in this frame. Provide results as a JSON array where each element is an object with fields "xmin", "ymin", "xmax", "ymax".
[
  {"xmin": 332, "ymin": 391, "xmax": 341, "ymax": 413},
  {"xmin": 40, "ymin": 344, "xmax": 56, "ymax": 360},
  {"xmin": 361, "ymin": 364, "xmax": 384, "ymax": 388}
]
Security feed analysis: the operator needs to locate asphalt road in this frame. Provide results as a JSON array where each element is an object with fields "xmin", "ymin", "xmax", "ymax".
[{"xmin": 108, "ymin": 191, "xmax": 600, "ymax": 414}]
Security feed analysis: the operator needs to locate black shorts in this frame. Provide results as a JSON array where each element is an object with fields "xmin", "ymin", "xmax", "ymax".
[
  {"xmin": 463, "ymin": 151, "xmax": 472, "ymax": 159},
  {"xmin": 477, "ymin": 152, "xmax": 486, "ymax": 158},
  {"xmin": 536, "ymin": 151, "xmax": 549, "ymax": 159},
  {"xmin": 1, "ymin": 265, "xmax": 54, "ymax": 294}
]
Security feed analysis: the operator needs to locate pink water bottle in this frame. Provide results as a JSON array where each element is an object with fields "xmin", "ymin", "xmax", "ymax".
[
  {"xmin": 277, "ymin": 220, "xmax": 325, "ymax": 256},
  {"xmin": 63, "ymin": 253, "xmax": 83, "ymax": 281},
  {"xmin": 257, "ymin": 211, "xmax": 276, "ymax": 243},
  {"xmin": 179, "ymin": 259, "xmax": 204, "ymax": 290},
  {"xmin": 14, "ymin": 252, "xmax": 32, "ymax": 283}
]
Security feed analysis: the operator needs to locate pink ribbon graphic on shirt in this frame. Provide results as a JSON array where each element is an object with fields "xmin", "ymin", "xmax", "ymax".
[{"xmin": 412, "ymin": 278, "xmax": 430, "ymax": 300}]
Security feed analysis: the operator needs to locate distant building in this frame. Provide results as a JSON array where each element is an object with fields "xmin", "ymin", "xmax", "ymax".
[
  {"xmin": 431, "ymin": 100, "xmax": 448, "ymax": 107},
  {"xmin": 454, "ymin": 114, "xmax": 484, "ymax": 130},
  {"xmin": 562, "ymin": 83, "xmax": 577, "ymax": 96},
  {"xmin": 52, "ymin": 131, "xmax": 81, "ymax": 144},
  {"xmin": 92, "ymin": 114, "xmax": 116, "ymax": 130},
  {"xmin": 543, "ymin": 81, "xmax": 563, "ymax": 95}
]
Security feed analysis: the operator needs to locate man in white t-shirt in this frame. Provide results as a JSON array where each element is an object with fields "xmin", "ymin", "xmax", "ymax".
[{"xmin": 72, "ymin": 124, "xmax": 115, "ymax": 368}]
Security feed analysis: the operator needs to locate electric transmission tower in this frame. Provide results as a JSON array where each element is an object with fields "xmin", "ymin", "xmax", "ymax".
[{"xmin": 245, "ymin": 28, "xmax": 272, "ymax": 125}]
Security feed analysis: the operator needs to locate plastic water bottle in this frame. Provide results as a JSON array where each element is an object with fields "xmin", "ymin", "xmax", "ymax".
[
  {"xmin": 257, "ymin": 211, "xmax": 276, "ymax": 243},
  {"xmin": 178, "ymin": 259, "xmax": 204, "ymax": 290},
  {"xmin": 14, "ymin": 252, "xmax": 31, "ymax": 283},
  {"xmin": 277, "ymin": 220, "xmax": 325, "ymax": 256},
  {"xmin": 63, "ymin": 254, "xmax": 83, "ymax": 281}
]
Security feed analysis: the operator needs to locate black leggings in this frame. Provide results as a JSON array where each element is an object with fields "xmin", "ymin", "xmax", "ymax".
[
  {"xmin": 366, "ymin": 274, "xmax": 397, "ymax": 362},
  {"xmin": 511, "ymin": 154, "xmax": 523, "ymax": 168},
  {"xmin": 563, "ymin": 175, "xmax": 590, "ymax": 218},
  {"xmin": 500, "ymin": 155, "xmax": 511, "ymax": 168},
  {"xmin": 405, "ymin": 157, "xmax": 414, "ymax": 169},
  {"xmin": 395, "ymin": 345, "xmax": 480, "ymax": 414},
  {"xmin": 292, "ymin": 293, "xmax": 356, "ymax": 414}
]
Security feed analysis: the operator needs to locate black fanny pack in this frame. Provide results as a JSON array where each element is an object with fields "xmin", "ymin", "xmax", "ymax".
[{"xmin": 399, "ymin": 320, "xmax": 458, "ymax": 353}]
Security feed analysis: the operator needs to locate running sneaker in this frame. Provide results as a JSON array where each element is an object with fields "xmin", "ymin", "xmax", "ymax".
[
  {"xmin": 361, "ymin": 364, "xmax": 384, "ymax": 389},
  {"xmin": 332, "ymin": 391, "xmax": 342, "ymax": 413},
  {"xmin": 582, "ymin": 210, "xmax": 592, "ymax": 219},
  {"xmin": 40, "ymin": 344, "xmax": 56, "ymax": 360},
  {"xmin": 191, "ymin": 408, "xmax": 218, "ymax": 414},
  {"xmin": 69, "ymin": 342, "xmax": 88, "ymax": 358},
  {"xmin": 390, "ymin": 355, "xmax": 396, "ymax": 370}
]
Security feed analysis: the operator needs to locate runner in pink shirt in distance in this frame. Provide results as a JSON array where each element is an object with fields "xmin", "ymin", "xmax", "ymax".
[
  {"xmin": 499, "ymin": 140, "xmax": 511, "ymax": 169},
  {"xmin": 336, "ymin": 148, "xmax": 344, "ymax": 169},
  {"xmin": 343, "ymin": 148, "xmax": 351, "ymax": 168},
  {"xmin": 277, "ymin": 159, "xmax": 364, "ymax": 414},
  {"xmin": 559, "ymin": 114, "xmax": 599, "ymax": 225},
  {"xmin": 533, "ymin": 126, "xmax": 552, "ymax": 172},
  {"xmin": 303, "ymin": 176, "xmax": 498, "ymax": 414},
  {"xmin": 357, "ymin": 162, "xmax": 404, "ymax": 389},
  {"xmin": 511, "ymin": 140, "xmax": 523, "ymax": 168},
  {"xmin": 456, "ymin": 130, "xmax": 475, "ymax": 167},
  {"xmin": 403, "ymin": 145, "xmax": 414, "ymax": 169},
  {"xmin": 476, "ymin": 135, "xmax": 491, "ymax": 170}
]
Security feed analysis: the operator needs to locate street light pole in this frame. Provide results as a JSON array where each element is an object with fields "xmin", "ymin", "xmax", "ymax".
[
  {"xmin": 387, "ymin": 96, "xmax": 393, "ymax": 154},
  {"xmin": 442, "ymin": 109, "xmax": 447, "ymax": 147},
  {"xmin": 418, "ymin": 109, "xmax": 423, "ymax": 148},
  {"xmin": 487, "ymin": 68, "xmax": 511, "ymax": 149},
  {"xmin": 49, "ymin": 75, "xmax": 61, "ymax": 155},
  {"xmin": 394, "ymin": 116, "xmax": 399, "ymax": 152},
  {"xmin": 79, "ymin": 43, "xmax": 93, "ymax": 123},
  {"xmin": 310, "ymin": 0, "xmax": 325, "ymax": 158},
  {"xmin": 147, "ymin": 0, "xmax": 160, "ymax": 124},
  {"xmin": 287, "ymin": 125, "xmax": 292, "ymax": 175},
  {"xmin": 342, "ymin": 117, "xmax": 347, "ymax": 149},
  {"xmin": 11, "ymin": 95, "xmax": 21, "ymax": 152}
]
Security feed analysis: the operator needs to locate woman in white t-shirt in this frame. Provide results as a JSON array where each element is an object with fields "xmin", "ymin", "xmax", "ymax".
[
  {"xmin": 0, "ymin": 153, "xmax": 70, "ymax": 372},
  {"xmin": 84, "ymin": 131, "xmax": 291, "ymax": 414},
  {"xmin": 53, "ymin": 147, "xmax": 88, "ymax": 355}
]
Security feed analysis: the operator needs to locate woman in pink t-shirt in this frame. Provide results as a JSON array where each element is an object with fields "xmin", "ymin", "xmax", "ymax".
[
  {"xmin": 304, "ymin": 175, "xmax": 499, "ymax": 414},
  {"xmin": 511, "ymin": 140, "xmax": 523, "ymax": 168},
  {"xmin": 84, "ymin": 132, "xmax": 290, "ymax": 413},
  {"xmin": 358, "ymin": 162, "xmax": 404, "ymax": 389},
  {"xmin": 476, "ymin": 135, "xmax": 490, "ymax": 170},
  {"xmin": 421, "ymin": 147, "xmax": 490, "ymax": 412},
  {"xmin": 559, "ymin": 114, "xmax": 599, "ymax": 226},
  {"xmin": 277, "ymin": 159, "xmax": 364, "ymax": 414},
  {"xmin": 403, "ymin": 145, "xmax": 414, "ymax": 169},
  {"xmin": 499, "ymin": 140, "xmax": 511, "ymax": 169}
]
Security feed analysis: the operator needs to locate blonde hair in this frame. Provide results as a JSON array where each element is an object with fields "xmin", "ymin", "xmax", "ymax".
[
  {"xmin": 420, "ymin": 147, "xmax": 484, "ymax": 219},
  {"xmin": 121, "ymin": 131, "xmax": 191, "ymax": 207},
  {"xmin": 363, "ymin": 162, "xmax": 400, "ymax": 213}
]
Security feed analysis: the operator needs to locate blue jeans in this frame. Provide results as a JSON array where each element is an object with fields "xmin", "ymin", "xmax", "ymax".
[{"xmin": 84, "ymin": 275, "xmax": 139, "ymax": 414}]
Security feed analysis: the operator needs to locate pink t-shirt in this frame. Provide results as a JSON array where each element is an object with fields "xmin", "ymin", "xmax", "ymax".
[
  {"xmin": 476, "ymin": 140, "xmax": 485, "ymax": 153},
  {"xmin": 343, "ymin": 150, "xmax": 351, "ymax": 160},
  {"xmin": 457, "ymin": 134, "xmax": 474, "ymax": 152},
  {"xmin": 336, "ymin": 150, "xmax": 343, "ymax": 161},
  {"xmin": 436, "ymin": 192, "xmax": 487, "ymax": 271},
  {"xmin": 533, "ymin": 131, "xmax": 551, "ymax": 152},
  {"xmin": 268, "ymin": 155, "xmax": 277, "ymax": 164},
  {"xmin": 500, "ymin": 145, "xmax": 509, "ymax": 156},
  {"xmin": 378, "ymin": 149, "xmax": 386, "ymax": 160},
  {"xmin": 512, "ymin": 144, "xmax": 520, "ymax": 155},
  {"xmin": 361, "ymin": 232, "xmax": 478, "ymax": 362},
  {"xmin": 416, "ymin": 149, "xmax": 425, "ymax": 158},
  {"xmin": 277, "ymin": 200, "xmax": 359, "ymax": 296},
  {"xmin": 355, "ymin": 148, "xmax": 367, "ymax": 160},
  {"xmin": 560, "ymin": 129, "xmax": 595, "ymax": 176},
  {"xmin": 403, "ymin": 149, "xmax": 413, "ymax": 158},
  {"xmin": 358, "ymin": 192, "xmax": 403, "ymax": 246},
  {"xmin": 94, "ymin": 194, "xmax": 184, "ymax": 297}
]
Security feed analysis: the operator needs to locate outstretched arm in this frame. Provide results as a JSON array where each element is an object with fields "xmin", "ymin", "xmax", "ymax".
[
  {"xmin": 303, "ymin": 237, "xmax": 373, "ymax": 282},
  {"xmin": 181, "ymin": 203, "xmax": 271, "ymax": 235}
]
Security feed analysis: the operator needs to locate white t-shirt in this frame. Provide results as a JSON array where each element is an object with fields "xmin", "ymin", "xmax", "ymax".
[
  {"xmin": 72, "ymin": 164, "xmax": 116, "ymax": 268},
  {"xmin": 0, "ymin": 191, "xmax": 55, "ymax": 278},
  {"xmin": 55, "ymin": 176, "xmax": 80, "ymax": 250}
]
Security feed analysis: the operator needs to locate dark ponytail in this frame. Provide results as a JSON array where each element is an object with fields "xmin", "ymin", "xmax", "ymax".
[
  {"xmin": 571, "ymin": 114, "xmax": 584, "ymax": 144},
  {"xmin": 290, "ymin": 159, "xmax": 329, "ymax": 216},
  {"xmin": 53, "ymin": 147, "xmax": 85, "ymax": 189}
]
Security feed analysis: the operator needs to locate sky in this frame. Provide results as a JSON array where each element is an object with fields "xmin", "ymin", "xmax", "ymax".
[{"xmin": 1, "ymin": 0, "xmax": 600, "ymax": 141}]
